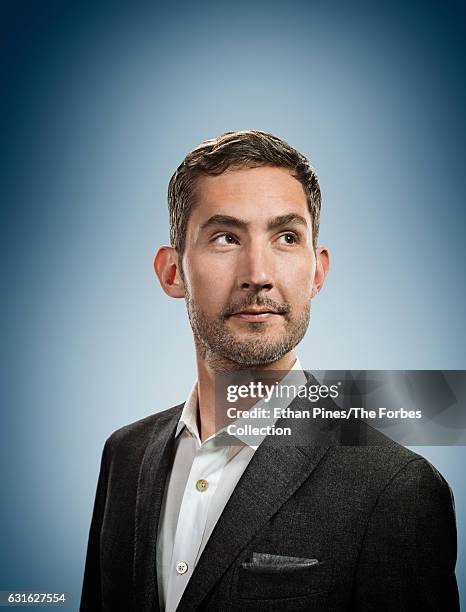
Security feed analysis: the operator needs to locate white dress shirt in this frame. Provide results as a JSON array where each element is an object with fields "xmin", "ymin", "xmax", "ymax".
[{"xmin": 156, "ymin": 358, "xmax": 306, "ymax": 612}]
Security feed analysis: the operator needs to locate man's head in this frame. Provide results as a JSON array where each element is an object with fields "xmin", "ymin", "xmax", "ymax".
[
  {"xmin": 155, "ymin": 130, "xmax": 329, "ymax": 370},
  {"xmin": 168, "ymin": 130, "xmax": 322, "ymax": 257}
]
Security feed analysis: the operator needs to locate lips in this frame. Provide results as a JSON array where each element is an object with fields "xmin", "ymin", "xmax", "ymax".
[
  {"xmin": 233, "ymin": 309, "xmax": 278, "ymax": 316},
  {"xmin": 229, "ymin": 309, "xmax": 281, "ymax": 322}
]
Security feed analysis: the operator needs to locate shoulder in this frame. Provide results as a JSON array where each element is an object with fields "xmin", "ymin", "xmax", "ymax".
[
  {"xmin": 379, "ymin": 450, "xmax": 454, "ymax": 511},
  {"xmin": 102, "ymin": 403, "xmax": 184, "ymax": 461},
  {"xmin": 366, "ymin": 427, "xmax": 453, "ymax": 500},
  {"xmin": 358, "ymin": 448, "xmax": 457, "ymax": 568},
  {"xmin": 322, "ymin": 421, "xmax": 454, "ymax": 506},
  {"xmin": 350, "ymin": 436, "xmax": 454, "ymax": 515}
]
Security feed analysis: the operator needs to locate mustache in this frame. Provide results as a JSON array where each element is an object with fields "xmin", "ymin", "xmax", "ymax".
[{"xmin": 221, "ymin": 295, "xmax": 291, "ymax": 319}]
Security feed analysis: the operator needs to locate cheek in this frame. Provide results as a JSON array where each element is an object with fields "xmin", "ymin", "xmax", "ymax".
[
  {"xmin": 184, "ymin": 255, "xmax": 233, "ymax": 313},
  {"xmin": 278, "ymin": 259, "xmax": 315, "ymax": 303}
]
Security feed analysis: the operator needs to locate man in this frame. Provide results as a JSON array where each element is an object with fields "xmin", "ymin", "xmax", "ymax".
[{"xmin": 80, "ymin": 130, "xmax": 459, "ymax": 611}]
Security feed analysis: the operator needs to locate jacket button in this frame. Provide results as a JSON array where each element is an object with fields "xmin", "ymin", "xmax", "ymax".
[
  {"xmin": 196, "ymin": 478, "xmax": 209, "ymax": 492},
  {"xmin": 176, "ymin": 561, "xmax": 188, "ymax": 574}
]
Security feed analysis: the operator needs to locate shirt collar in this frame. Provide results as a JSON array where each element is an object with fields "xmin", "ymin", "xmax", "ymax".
[{"xmin": 175, "ymin": 356, "xmax": 305, "ymax": 451}]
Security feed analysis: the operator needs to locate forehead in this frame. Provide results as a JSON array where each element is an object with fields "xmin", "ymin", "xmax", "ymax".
[{"xmin": 192, "ymin": 166, "xmax": 310, "ymax": 223}]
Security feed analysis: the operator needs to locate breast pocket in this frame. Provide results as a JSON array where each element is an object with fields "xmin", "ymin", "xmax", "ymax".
[{"xmin": 233, "ymin": 557, "xmax": 332, "ymax": 602}]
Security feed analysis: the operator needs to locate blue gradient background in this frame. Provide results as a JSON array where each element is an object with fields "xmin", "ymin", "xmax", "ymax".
[{"xmin": 1, "ymin": 1, "xmax": 465, "ymax": 608}]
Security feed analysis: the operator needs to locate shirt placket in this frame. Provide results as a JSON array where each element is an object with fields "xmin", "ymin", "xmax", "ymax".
[{"xmin": 165, "ymin": 441, "xmax": 229, "ymax": 612}]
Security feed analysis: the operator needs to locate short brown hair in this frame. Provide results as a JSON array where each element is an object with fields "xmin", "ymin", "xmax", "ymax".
[{"xmin": 168, "ymin": 130, "xmax": 321, "ymax": 255}]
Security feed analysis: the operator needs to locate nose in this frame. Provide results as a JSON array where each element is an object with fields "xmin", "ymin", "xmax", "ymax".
[{"xmin": 236, "ymin": 241, "xmax": 274, "ymax": 293}]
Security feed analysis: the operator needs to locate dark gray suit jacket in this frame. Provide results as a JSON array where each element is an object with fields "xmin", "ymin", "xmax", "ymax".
[{"xmin": 80, "ymin": 379, "xmax": 459, "ymax": 611}]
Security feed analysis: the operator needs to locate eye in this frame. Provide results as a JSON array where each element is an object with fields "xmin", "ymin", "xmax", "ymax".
[
  {"xmin": 278, "ymin": 232, "xmax": 298, "ymax": 245},
  {"xmin": 213, "ymin": 233, "xmax": 239, "ymax": 245}
]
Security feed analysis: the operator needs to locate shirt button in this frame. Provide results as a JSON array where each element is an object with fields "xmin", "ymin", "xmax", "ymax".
[
  {"xmin": 196, "ymin": 478, "xmax": 209, "ymax": 492},
  {"xmin": 176, "ymin": 561, "xmax": 188, "ymax": 574}
]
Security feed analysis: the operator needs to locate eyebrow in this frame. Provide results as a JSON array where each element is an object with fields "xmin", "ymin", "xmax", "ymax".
[
  {"xmin": 199, "ymin": 213, "xmax": 309, "ymax": 232},
  {"xmin": 199, "ymin": 214, "xmax": 248, "ymax": 232},
  {"xmin": 267, "ymin": 213, "xmax": 308, "ymax": 231}
]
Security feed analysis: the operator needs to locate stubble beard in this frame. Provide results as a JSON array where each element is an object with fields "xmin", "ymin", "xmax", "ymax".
[{"xmin": 184, "ymin": 289, "xmax": 311, "ymax": 372}]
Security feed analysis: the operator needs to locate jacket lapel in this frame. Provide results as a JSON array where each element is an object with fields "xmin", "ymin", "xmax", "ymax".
[
  {"xmin": 175, "ymin": 429, "xmax": 330, "ymax": 612},
  {"xmin": 132, "ymin": 405, "xmax": 183, "ymax": 612}
]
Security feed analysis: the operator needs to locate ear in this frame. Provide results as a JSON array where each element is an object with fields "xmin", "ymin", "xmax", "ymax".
[
  {"xmin": 311, "ymin": 246, "xmax": 330, "ymax": 299},
  {"xmin": 154, "ymin": 246, "xmax": 185, "ymax": 298}
]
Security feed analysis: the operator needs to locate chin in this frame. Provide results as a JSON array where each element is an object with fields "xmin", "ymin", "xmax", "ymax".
[
  {"xmin": 233, "ymin": 327, "xmax": 283, "ymax": 340},
  {"xmin": 229, "ymin": 319, "xmax": 284, "ymax": 331}
]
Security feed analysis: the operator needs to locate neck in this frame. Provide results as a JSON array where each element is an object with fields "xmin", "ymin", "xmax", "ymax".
[{"xmin": 194, "ymin": 341, "xmax": 297, "ymax": 443}]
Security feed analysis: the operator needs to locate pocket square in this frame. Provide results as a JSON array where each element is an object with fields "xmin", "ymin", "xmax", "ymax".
[{"xmin": 247, "ymin": 552, "xmax": 319, "ymax": 568}]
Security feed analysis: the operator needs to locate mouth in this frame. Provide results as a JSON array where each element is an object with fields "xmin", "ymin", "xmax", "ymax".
[{"xmin": 228, "ymin": 309, "xmax": 282, "ymax": 322}]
